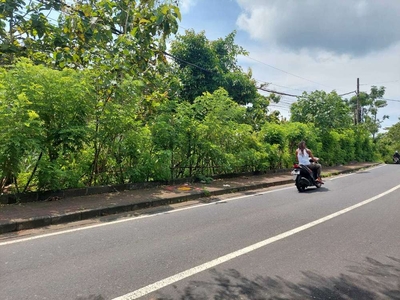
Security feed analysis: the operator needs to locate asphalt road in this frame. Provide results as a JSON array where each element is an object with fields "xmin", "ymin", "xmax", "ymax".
[{"xmin": 1, "ymin": 164, "xmax": 399, "ymax": 300}]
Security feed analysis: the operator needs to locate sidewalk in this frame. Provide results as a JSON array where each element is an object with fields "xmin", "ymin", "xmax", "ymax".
[{"xmin": 0, "ymin": 162, "xmax": 379, "ymax": 234}]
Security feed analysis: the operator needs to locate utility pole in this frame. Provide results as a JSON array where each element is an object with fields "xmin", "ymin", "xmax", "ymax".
[{"xmin": 356, "ymin": 78, "xmax": 360, "ymax": 124}]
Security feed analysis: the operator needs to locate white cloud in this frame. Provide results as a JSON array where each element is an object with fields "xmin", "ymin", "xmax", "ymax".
[
  {"xmin": 236, "ymin": 0, "xmax": 400, "ymax": 56},
  {"xmin": 238, "ymin": 41, "xmax": 400, "ymax": 127},
  {"xmin": 175, "ymin": 0, "xmax": 400, "ymax": 129},
  {"xmin": 232, "ymin": 0, "xmax": 400, "ymax": 128},
  {"xmin": 178, "ymin": 0, "xmax": 198, "ymax": 14}
]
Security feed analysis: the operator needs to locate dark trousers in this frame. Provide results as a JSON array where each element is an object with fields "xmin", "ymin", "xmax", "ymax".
[{"xmin": 307, "ymin": 163, "xmax": 321, "ymax": 178}]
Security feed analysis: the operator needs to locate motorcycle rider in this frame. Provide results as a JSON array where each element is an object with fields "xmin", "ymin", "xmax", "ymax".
[
  {"xmin": 296, "ymin": 141, "xmax": 323, "ymax": 183},
  {"xmin": 393, "ymin": 150, "xmax": 400, "ymax": 162}
]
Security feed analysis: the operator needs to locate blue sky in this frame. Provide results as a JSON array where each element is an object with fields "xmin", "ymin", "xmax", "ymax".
[{"xmin": 174, "ymin": 0, "xmax": 400, "ymax": 130}]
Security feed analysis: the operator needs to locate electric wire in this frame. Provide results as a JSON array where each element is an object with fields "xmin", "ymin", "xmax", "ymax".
[
  {"xmin": 242, "ymin": 55, "xmax": 334, "ymax": 90},
  {"xmin": 360, "ymin": 80, "xmax": 400, "ymax": 86},
  {"xmin": 5, "ymin": 0, "xmax": 399, "ymax": 109}
]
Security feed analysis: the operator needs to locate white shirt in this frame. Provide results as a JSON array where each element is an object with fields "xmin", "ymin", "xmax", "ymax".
[{"xmin": 297, "ymin": 148, "xmax": 311, "ymax": 165}]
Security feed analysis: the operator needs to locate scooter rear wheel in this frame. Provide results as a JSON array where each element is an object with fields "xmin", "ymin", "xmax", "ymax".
[{"xmin": 297, "ymin": 185, "xmax": 306, "ymax": 192}]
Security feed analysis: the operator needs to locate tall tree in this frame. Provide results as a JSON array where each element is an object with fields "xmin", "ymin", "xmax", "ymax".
[
  {"xmin": 169, "ymin": 29, "xmax": 263, "ymax": 106},
  {"xmin": 50, "ymin": 0, "xmax": 181, "ymax": 185},
  {"xmin": 290, "ymin": 90, "xmax": 353, "ymax": 131},
  {"xmin": 347, "ymin": 86, "xmax": 388, "ymax": 139},
  {"xmin": 1, "ymin": 0, "xmax": 182, "ymax": 187}
]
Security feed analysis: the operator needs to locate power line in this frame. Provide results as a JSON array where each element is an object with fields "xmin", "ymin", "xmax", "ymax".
[
  {"xmin": 360, "ymin": 80, "xmax": 400, "ymax": 86},
  {"xmin": 12, "ymin": 1, "xmax": 399, "ymax": 108},
  {"xmin": 15, "ymin": 1, "xmax": 354, "ymax": 100},
  {"xmin": 338, "ymin": 91, "xmax": 356, "ymax": 97},
  {"xmin": 242, "ymin": 55, "xmax": 334, "ymax": 89},
  {"xmin": 267, "ymin": 82, "xmax": 310, "ymax": 92},
  {"xmin": 383, "ymin": 98, "xmax": 400, "ymax": 103},
  {"xmin": 163, "ymin": 52, "xmax": 213, "ymax": 73},
  {"xmin": 268, "ymin": 105, "xmax": 290, "ymax": 111},
  {"xmin": 257, "ymin": 87, "xmax": 299, "ymax": 97}
]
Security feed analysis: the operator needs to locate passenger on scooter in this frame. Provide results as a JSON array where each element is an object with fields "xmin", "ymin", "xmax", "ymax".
[{"xmin": 296, "ymin": 141, "xmax": 323, "ymax": 183}]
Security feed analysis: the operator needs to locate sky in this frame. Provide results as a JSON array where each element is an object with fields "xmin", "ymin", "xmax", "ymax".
[{"xmin": 174, "ymin": 0, "xmax": 400, "ymax": 130}]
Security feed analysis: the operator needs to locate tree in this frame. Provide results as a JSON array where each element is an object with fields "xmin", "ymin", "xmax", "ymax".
[
  {"xmin": 1, "ymin": 0, "xmax": 181, "ymax": 69},
  {"xmin": 347, "ymin": 86, "xmax": 388, "ymax": 139},
  {"xmin": 245, "ymin": 91, "xmax": 281, "ymax": 130},
  {"xmin": 375, "ymin": 119, "xmax": 400, "ymax": 162},
  {"xmin": 0, "ymin": 0, "xmax": 63, "ymax": 65},
  {"xmin": 51, "ymin": 0, "xmax": 181, "ymax": 185},
  {"xmin": 169, "ymin": 29, "xmax": 263, "ymax": 106},
  {"xmin": 1, "ymin": 0, "xmax": 185, "ymax": 187},
  {"xmin": 290, "ymin": 90, "xmax": 353, "ymax": 131}
]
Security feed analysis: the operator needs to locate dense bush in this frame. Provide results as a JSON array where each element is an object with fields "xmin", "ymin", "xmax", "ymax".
[{"xmin": 0, "ymin": 63, "xmax": 380, "ymax": 193}]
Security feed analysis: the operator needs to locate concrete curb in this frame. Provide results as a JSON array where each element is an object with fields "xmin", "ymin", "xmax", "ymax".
[{"xmin": 0, "ymin": 164, "xmax": 379, "ymax": 234}]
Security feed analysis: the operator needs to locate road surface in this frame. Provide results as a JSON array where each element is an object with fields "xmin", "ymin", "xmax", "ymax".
[{"xmin": 1, "ymin": 164, "xmax": 399, "ymax": 300}]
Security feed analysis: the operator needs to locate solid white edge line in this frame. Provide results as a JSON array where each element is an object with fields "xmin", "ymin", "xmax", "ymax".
[
  {"xmin": 329, "ymin": 164, "xmax": 385, "ymax": 181},
  {"xmin": 0, "ymin": 164, "xmax": 384, "ymax": 247},
  {"xmin": 329, "ymin": 173, "xmax": 355, "ymax": 181},
  {"xmin": 112, "ymin": 182, "xmax": 400, "ymax": 300},
  {"xmin": 0, "ymin": 185, "xmax": 292, "ymax": 247}
]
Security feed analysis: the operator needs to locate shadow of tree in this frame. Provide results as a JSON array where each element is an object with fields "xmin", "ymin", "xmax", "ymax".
[{"xmin": 155, "ymin": 256, "xmax": 400, "ymax": 299}]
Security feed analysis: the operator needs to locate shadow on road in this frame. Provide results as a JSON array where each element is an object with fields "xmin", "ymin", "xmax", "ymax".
[
  {"xmin": 301, "ymin": 187, "xmax": 330, "ymax": 193},
  {"xmin": 154, "ymin": 256, "xmax": 400, "ymax": 300}
]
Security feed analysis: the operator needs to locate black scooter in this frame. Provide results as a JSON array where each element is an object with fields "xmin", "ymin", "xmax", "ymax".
[{"xmin": 291, "ymin": 159, "xmax": 322, "ymax": 192}]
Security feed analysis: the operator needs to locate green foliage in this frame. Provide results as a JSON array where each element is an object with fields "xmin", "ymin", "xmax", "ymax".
[
  {"xmin": 192, "ymin": 89, "xmax": 254, "ymax": 173},
  {"xmin": 291, "ymin": 90, "xmax": 353, "ymax": 131},
  {"xmin": 319, "ymin": 131, "xmax": 342, "ymax": 165},
  {"xmin": 149, "ymin": 88, "xmax": 264, "ymax": 178},
  {"xmin": 53, "ymin": 0, "xmax": 180, "ymax": 70},
  {"xmin": 283, "ymin": 122, "xmax": 317, "ymax": 155},
  {"xmin": 0, "ymin": 59, "xmax": 93, "ymax": 191},
  {"xmin": 0, "ymin": 83, "xmax": 43, "ymax": 191},
  {"xmin": 36, "ymin": 155, "xmax": 84, "ymax": 191},
  {"xmin": 0, "ymin": 1, "xmax": 383, "ymax": 194},
  {"xmin": 245, "ymin": 93, "xmax": 281, "ymax": 130},
  {"xmin": 170, "ymin": 30, "xmax": 263, "ymax": 106},
  {"xmin": 354, "ymin": 127, "xmax": 376, "ymax": 161},
  {"xmin": 347, "ymin": 86, "xmax": 388, "ymax": 139},
  {"xmin": 0, "ymin": 0, "xmax": 62, "ymax": 65},
  {"xmin": 261, "ymin": 123, "xmax": 285, "ymax": 148},
  {"xmin": 0, "ymin": 61, "xmax": 380, "ymax": 192},
  {"xmin": 1, "ymin": 0, "xmax": 181, "ymax": 68},
  {"xmin": 258, "ymin": 122, "xmax": 320, "ymax": 168},
  {"xmin": 375, "ymin": 120, "xmax": 400, "ymax": 162},
  {"xmin": 195, "ymin": 174, "xmax": 213, "ymax": 184}
]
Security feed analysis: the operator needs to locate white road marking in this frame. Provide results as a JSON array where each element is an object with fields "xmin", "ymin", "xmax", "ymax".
[
  {"xmin": 329, "ymin": 173, "xmax": 355, "ymax": 181},
  {"xmin": 0, "ymin": 164, "xmax": 383, "ymax": 247},
  {"xmin": 112, "ymin": 182, "xmax": 400, "ymax": 300},
  {"xmin": 329, "ymin": 164, "xmax": 384, "ymax": 181},
  {"xmin": 0, "ymin": 185, "xmax": 292, "ymax": 246}
]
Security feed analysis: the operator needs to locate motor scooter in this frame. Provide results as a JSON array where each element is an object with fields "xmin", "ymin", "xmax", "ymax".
[{"xmin": 291, "ymin": 158, "xmax": 322, "ymax": 192}]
